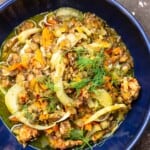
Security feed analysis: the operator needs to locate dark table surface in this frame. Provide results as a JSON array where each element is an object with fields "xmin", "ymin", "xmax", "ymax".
[{"xmin": 117, "ymin": 0, "xmax": 150, "ymax": 150}]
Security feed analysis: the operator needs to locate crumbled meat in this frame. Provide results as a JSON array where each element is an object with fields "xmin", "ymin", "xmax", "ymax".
[
  {"xmin": 15, "ymin": 125, "xmax": 39, "ymax": 144},
  {"xmin": 32, "ymin": 33, "xmax": 41, "ymax": 43},
  {"xmin": 49, "ymin": 136, "xmax": 82, "ymax": 149},
  {"xmin": 17, "ymin": 20, "xmax": 35, "ymax": 33},
  {"xmin": 59, "ymin": 121, "xmax": 71, "ymax": 137},
  {"xmin": 75, "ymin": 87, "xmax": 90, "ymax": 107},
  {"xmin": 92, "ymin": 131, "xmax": 105, "ymax": 142},
  {"xmin": 7, "ymin": 53, "xmax": 21, "ymax": 65},
  {"xmin": 18, "ymin": 91, "xmax": 28, "ymax": 104},
  {"xmin": 121, "ymin": 77, "xmax": 140, "ymax": 104}
]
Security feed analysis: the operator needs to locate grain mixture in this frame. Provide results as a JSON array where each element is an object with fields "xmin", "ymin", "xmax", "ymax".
[{"xmin": 0, "ymin": 8, "xmax": 140, "ymax": 149}]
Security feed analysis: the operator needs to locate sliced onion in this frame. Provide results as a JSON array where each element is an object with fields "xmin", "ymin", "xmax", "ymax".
[
  {"xmin": 5, "ymin": 84, "xmax": 24, "ymax": 114},
  {"xmin": 56, "ymin": 33, "xmax": 87, "ymax": 49},
  {"xmin": 13, "ymin": 111, "xmax": 70, "ymax": 130},
  {"xmin": 15, "ymin": 20, "xmax": 37, "ymax": 35},
  {"xmin": 11, "ymin": 123, "xmax": 23, "ymax": 132},
  {"xmin": 38, "ymin": 20, "xmax": 45, "ymax": 28},
  {"xmin": 95, "ymin": 114, "xmax": 110, "ymax": 122},
  {"xmin": 42, "ymin": 13, "xmax": 53, "ymax": 26},
  {"xmin": 17, "ymin": 28, "xmax": 41, "ymax": 43},
  {"xmin": 51, "ymin": 50, "xmax": 74, "ymax": 106},
  {"xmin": 84, "ymin": 104, "xmax": 127, "ymax": 125},
  {"xmin": 55, "ymin": 7, "xmax": 82, "ymax": 18},
  {"xmin": 20, "ymin": 40, "xmax": 31, "ymax": 55},
  {"xmin": 5, "ymin": 83, "xmax": 71, "ymax": 130}
]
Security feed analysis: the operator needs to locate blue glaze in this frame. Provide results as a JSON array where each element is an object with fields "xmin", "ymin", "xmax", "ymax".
[
  {"xmin": 0, "ymin": 0, "xmax": 16, "ymax": 11},
  {"xmin": 0, "ymin": 0, "xmax": 150, "ymax": 150},
  {"xmin": 0, "ymin": 118, "xmax": 35, "ymax": 150}
]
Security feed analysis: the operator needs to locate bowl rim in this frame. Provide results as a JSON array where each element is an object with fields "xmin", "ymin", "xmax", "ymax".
[
  {"xmin": 107, "ymin": 0, "xmax": 150, "ymax": 149},
  {"xmin": 0, "ymin": 0, "xmax": 15, "ymax": 11},
  {"xmin": 0, "ymin": 0, "xmax": 150, "ymax": 149}
]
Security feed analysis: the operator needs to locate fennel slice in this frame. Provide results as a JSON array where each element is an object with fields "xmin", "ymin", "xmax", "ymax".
[
  {"xmin": 84, "ymin": 104, "xmax": 127, "ymax": 125},
  {"xmin": 5, "ymin": 84, "xmax": 24, "ymax": 114},
  {"xmin": 13, "ymin": 111, "xmax": 70, "ymax": 130}
]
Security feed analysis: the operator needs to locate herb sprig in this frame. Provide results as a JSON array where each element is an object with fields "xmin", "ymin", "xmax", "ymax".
[
  {"xmin": 38, "ymin": 76, "xmax": 54, "ymax": 91},
  {"xmin": 42, "ymin": 96, "xmax": 58, "ymax": 113},
  {"xmin": 76, "ymin": 50, "xmax": 106, "ymax": 91},
  {"xmin": 77, "ymin": 57, "xmax": 93, "ymax": 70},
  {"xmin": 70, "ymin": 78, "xmax": 90, "ymax": 90},
  {"xmin": 69, "ymin": 129, "xmax": 92, "ymax": 150},
  {"xmin": 47, "ymin": 100, "xmax": 57, "ymax": 113}
]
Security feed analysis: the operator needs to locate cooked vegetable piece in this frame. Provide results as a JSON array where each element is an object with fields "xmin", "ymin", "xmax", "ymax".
[
  {"xmin": 84, "ymin": 104, "xmax": 127, "ymax": 125},
  {"xmin": 92, "ymin": 89, "xmax": 113, "ymax": 107},
  {"xmin": 55, "ymin": 7, "xmax": 82, "ymax": 18},
  {"xmin": 69, "ymin": 129, "xmax": 92, "ymax": 149},
  {"xmin": 51, "ymin": 50, "xmax": 74, "ymax": 106},
  {"xmin": 13, "ymin": 111, "xmax": 70, "ymax": 130},
  {"xmin": 41, "ymin": 27, "xmax": 54, "ymax": 48},
  {"xmin": 5, "ymin": 84, "xmax": 24, "ymax": 114},
  {"xmin": 18, "ymin": 28, "xmax": 41, "ymax": 43}
]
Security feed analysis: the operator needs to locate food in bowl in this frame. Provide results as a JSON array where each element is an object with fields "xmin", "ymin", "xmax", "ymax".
[{"xmin": 0, "ymin": 8, "xmax": 140, "ymax": 149}]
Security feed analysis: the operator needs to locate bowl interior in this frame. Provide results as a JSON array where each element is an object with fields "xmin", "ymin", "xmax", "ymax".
[{"xmin": 0, "ymin": 0, "xmax": 150, "ymax": 150}]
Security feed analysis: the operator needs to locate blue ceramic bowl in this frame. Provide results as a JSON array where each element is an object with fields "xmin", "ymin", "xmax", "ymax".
[{"xmin": 0, "ymin": 0, "xmax": 150, "ymax": 150}]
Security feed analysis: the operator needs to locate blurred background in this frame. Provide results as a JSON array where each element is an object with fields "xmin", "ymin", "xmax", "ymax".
[{"xmin": 118, "ymin": 0, "xmax": 150, "ymax": 38}]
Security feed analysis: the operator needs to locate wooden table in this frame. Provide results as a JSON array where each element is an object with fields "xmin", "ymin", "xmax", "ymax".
[{"xmin": 117, "ymin": 0, "xmax": 150, "ymax": 149}]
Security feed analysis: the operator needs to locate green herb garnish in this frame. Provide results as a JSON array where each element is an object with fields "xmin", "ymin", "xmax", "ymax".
[
  {"xmin": 90, "ymin": 67, "xmax": 106, "ymax": 91},
  {"xmin": 47, "ymin": 101, "xmax": 57, "ymax": 113},
  {"xmin": 23, "ymin": 108, "xmax": 34, "ymax": 120},
  {"xmin": 62, "ymin": 46, "xmax": 87, "ymax": 57},
  {"xmin": 43, "ymin": 97, "xmax": 57, "ymax": 113},
  {"xmin": 76, "ymin": 50, "xmax": 106, "ymax": 91},
  {"xmin": 77, "ymin": 57, "xmax": 93, "ymax": 70},
  {"xmin": 70, "ymin": 78, "xmax": 90, "ymax": 90},
  {"xmin": 69, "ymin": 129, "xmax": 92, "ymax": 150},
  {"xmin": 45, "ymin": 80, "xmax": 54, "ymax": 91},
  {"xmin": 74, "ymin": 46, "xmax": 87, "ymax": 56},
  {"xmin": 38, "ymin": 76, "xmax": 54, "ymax": 91}
]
